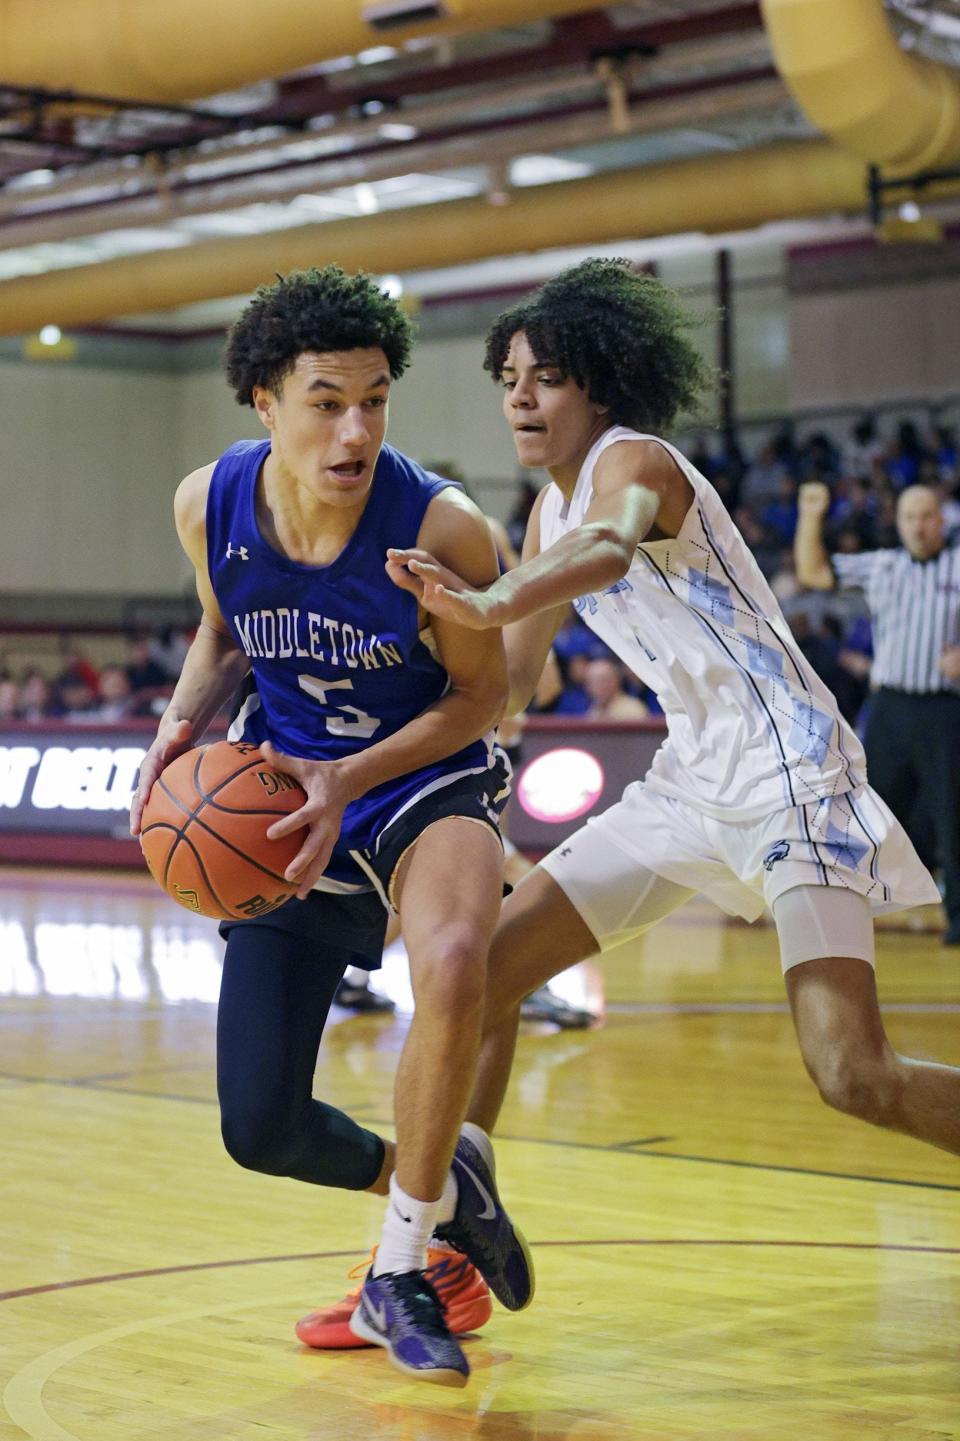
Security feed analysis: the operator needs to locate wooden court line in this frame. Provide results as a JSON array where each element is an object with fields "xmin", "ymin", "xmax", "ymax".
[
  {"xmin": 4, "ymin": 1070, "xmax": 958, "ymax": 1194},
  {"xmin": 3, "ymin": 1235, "xmax": 958, "ymax": 1304}
]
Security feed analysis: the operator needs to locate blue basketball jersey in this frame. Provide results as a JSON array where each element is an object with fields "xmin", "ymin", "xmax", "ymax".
[{"xmin": 206, "ymin": 439, "xmax": 496, "ymax": 886}]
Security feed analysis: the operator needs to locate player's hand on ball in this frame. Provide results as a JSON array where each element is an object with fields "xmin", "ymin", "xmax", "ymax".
[
  {"xmin": 260, "ymin": 741, "xmax": 350, "ymax": 899},
  {"xmin": 798, "ymin": 481, "xmax": 831, "ymax": 518},
  {"xmin": 130, "ymin": 716, "xmax": 194, "ymax": 837},
  {"xmin": 386, "ymin": 547, "xmax": 503, "ymax": 630}
]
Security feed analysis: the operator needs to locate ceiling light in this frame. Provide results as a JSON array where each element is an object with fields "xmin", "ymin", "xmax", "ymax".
[
  {"xmin": 9, "ymin": 168, "xmax": 56, "ymax": 190},
  {"xmin": 380, "ymin": 274, "xmax": 403, "ymax": 298},
  {"xmin": 357, "ymin": 45, "xmax": 399, "ymax": 64},
  {"xmin": 899, "ymin": 200, "xmax": 921, "ymax": 222},
  {"xmin": 355, "ymin": 183, "xmax": 379, "ymax": 214},
  {"xmin": 39, "ymin": 325, "xmax": 62, "ymax": 346},
  {"xmin": 379, "ymin": 121, "xmax": 419, "ymax": 141}
]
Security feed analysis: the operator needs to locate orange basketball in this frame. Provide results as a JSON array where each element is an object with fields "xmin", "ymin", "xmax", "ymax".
[{"xmin": 139, "ymin": 740, "xmax": 308, "ymax": 920}]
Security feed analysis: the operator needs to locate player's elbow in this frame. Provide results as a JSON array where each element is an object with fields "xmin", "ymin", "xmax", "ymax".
[
  {"xmin": 464, "ymin": 672, "xmax": 509, "ymax": 730},
  {"xmin": 796, "ymin": 565, "xmax": 835, "ymax": 592},
  {"xmin": 589, "ymin": 522, "xmax": 636, "ymax": 578}
]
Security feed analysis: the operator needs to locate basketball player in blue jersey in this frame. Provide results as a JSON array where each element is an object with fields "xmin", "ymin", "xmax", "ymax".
[
  {"xmin": 130, "ymin": 267, "xmax": 532, "ymax": 1388},
  {"xmin": 389, "ymin": 258, "xmax": 960, "ymax": 1166}
]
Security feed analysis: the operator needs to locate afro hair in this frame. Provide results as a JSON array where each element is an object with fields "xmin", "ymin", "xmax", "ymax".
[
  {"xmin": 224, "ymin": 265, "xmax": 414, "ymax": 406},
  {"xmin": 484, "ymin": 257, "xmax": 712, "ymax": 433}
]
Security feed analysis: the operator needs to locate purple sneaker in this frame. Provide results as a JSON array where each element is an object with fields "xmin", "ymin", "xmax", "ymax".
[
  {"xmin": 436, "ymin": 1122, "xmax": 534, "ymax": 1312},
  {"xmin": 348, "ymin": 1269, "xmax": 470, "ymax": 1387}
]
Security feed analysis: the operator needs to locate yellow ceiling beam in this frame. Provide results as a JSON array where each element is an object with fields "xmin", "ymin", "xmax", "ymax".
[{"xmin": 0, "ymin": 140, "xmax": 871, "ymax": 336}]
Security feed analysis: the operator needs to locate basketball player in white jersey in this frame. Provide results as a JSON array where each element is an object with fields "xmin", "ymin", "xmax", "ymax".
[{"xmin": 389, "ymin": 258, "xmax": 960, "ymax": 1156}]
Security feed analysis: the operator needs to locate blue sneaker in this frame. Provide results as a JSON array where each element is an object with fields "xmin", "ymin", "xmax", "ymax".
[
  {"xmin": 348, "ymin": 1269, "xmax": 470, "ymax": 1387},
  {"xmin": 436, "ymin": 1122, "xmax": 534, "ymax": 1312}
]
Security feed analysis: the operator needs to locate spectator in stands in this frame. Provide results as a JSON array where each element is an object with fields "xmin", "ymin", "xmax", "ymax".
[
  {"xmin": 798, "ymin": 431, "xmax": 840, "ymax": 485},
  {"xmin": 740, "ymin": 439, "xmax": 791, "ymax": 506},
  {"xmin": 886, "ymin": 420, "xmax": 927, "ymax": 491},
  {"xmin": 733, "ymin": 505, "xmax": 782, "ymax": 579},
  {"xmin": 0, "ymin": 675, "xmax": 19, "ymax": 722},
  {"xmin": 552, "ymin": 650, "xmax": 592, "ymax": 715},
  {"xmin": 57, "ymin": 634, "xmax": 100, "ymax": 694},
  {"xmin": 19, "ymin": 669, "xmax": 58, "ymax": 721},
  {"xmin": 92, "ymin": 664, "xmax": 135, "ymax": 722},
  {"xmin": 760, "ymin": 474, "xmax": 799, "ymax": 547},
  {"xmin": 934, "ymin": 425, "xmax": 958, "ymax": 483},
  {"xmin": 124, "ymin": 631, "xmax": 168, "ymax": 692},
  {"xmin": 56, "ymin": 671, "xmax": 98, "ymax": 722},
  {"xmin": 844, "ymin": 416, "xmax": 885, "ymax": 480},
  {"xmin": 583, "ymin": 658, "xmax": 650, "ymax": 722},
  {"xmin": 150, "ymin": 626, "xmax": 192, "ymax": 683}
]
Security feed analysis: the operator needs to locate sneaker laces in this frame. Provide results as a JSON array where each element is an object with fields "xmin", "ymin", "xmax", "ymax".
[
  {"xmin": 341, "ymin": 1245, "xmax": 475, "ymax": 1305},
  {"xmin": 343, "ymin": 1248, "xmax": 377, "ymax": 1301},
  {"xmin": 385, "ymin": 1270, "xmax": 449, "ymax": 1335}
]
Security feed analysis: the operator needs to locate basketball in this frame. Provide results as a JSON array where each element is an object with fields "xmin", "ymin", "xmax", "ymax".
[{"xmin": 139, "ymin": 739, "xmax": 308, "ymax": 920}]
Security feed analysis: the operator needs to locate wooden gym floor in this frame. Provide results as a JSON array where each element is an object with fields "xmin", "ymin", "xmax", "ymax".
[{"xmin": 1, "ymin": 864, "xmax": 957, "ymax": 1440}]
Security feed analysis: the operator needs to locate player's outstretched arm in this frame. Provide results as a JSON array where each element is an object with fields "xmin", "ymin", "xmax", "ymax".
[
  {"xmin": 388, "ymin": 439, "xmax": 683, "ymax": 631},
  {"xmin": 130, "ymin": 466, "xmax": 249, "ymax": 836}
]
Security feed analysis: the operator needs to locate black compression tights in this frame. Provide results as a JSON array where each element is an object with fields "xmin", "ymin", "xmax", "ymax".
[{"xmin": 216, "ymin": 924, "xmax": 385, "ymax": 1190}]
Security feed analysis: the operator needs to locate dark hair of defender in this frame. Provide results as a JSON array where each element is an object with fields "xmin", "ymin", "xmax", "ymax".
[
  {"xmin": 484, "ymin": 257, "xmax": 712, "ymax": 434},
  {"xmin": 224, "ymin": 265, "xmax": 414, "ymax": 407}
]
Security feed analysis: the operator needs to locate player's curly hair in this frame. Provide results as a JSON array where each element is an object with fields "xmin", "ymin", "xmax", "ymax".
[
  {"xmin": 224, "ymin": 265, "xmax": 414, "ymax": 405},
  {"xmin": 484, "ymin": 258, "xmax": 712, "ymax": 432}
]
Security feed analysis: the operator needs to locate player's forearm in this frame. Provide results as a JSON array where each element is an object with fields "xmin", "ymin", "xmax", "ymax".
[
  {"xmin": 486, "ymin": 523, "xmax": 634, "ymax": 626},
  {"xmin": 794, "ymin": 515, "xmax": 834, "ymax": 590},
  {"xmin": 335, "ymin": 683, "xmax": 507, "ymax": 800},
  {"xmin": 159, "ymin": 622, "xmax": 250, "ymax": 738}
]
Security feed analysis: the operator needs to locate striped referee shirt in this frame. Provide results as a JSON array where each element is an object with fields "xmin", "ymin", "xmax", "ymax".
[{"xmin": 833, "ymin": 542, "xmax": 960, "ymax": 694}]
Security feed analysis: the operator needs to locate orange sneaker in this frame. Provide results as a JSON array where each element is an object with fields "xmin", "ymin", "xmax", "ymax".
[{"xmin": 295, "ymin": 1245, "xmax": 492, "ymax": 1349}]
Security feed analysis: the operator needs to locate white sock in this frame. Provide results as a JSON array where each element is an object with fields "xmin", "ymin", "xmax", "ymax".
[
  {"xmin": 435, "ymin": 1167, "xmax": 459, "ymax": 1227},
  {"xmin": 373, "ymin": 1175, "xmax": 440, "ymax": 1276}
]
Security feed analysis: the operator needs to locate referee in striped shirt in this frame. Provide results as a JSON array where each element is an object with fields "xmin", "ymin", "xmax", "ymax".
[{"xmin": 796, "ymin": 481, "xmax": 960, "ymax": 944}]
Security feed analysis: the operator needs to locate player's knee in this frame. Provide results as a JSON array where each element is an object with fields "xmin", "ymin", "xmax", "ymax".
[
  {"xmin": 220, "ymin": 1105, "xmax": 296, "ymax": 1175},
  {"xmin": 413, "ymin": 928, "xmax": 486, "ymax": 1015},
  {"xmin": 807, "ymin": 1050, "xmax": 902, "ymax": 1126}
]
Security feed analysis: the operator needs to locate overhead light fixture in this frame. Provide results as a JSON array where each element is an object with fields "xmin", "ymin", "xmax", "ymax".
[
  {"xmin": 355, "ymin": 183, "xmax": 379, "ymax": 214},
  {"xmin": 357, "ymin": 45, "xmax": 399, "ymax": 65},
  {"xmin": 362, "ymin": 1, "xmax": 450, "ymax": 31},
  {"xmin": 23, "ymin": 327, "xmax": 76, "ymax": 362},
  {"xmin": 379, "ymin": 121, "xmax": 419, "ymax": 141},
  {"xmin": 380, "ymin": 274, "xmax": 403, "ymax": 298}
]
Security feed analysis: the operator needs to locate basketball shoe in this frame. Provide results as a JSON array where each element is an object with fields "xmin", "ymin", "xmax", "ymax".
[
  {"xmin": 348, "ymin": 1268, "xmax": 470, "ymax": 1387},
  {"xmin": 295, "ymin": 1243, "xmax": 491, "ymax": 1349},
  {"xmin": 435, "ymin": 1122, "xmax": 534, "ymax": 1312}
]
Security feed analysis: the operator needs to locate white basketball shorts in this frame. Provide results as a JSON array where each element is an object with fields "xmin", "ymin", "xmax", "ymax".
[{"xmin": 539, "ymin": 780, "xmax": 940, "ymax": 971}]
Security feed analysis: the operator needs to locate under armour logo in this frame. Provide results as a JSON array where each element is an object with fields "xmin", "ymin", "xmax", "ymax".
[
  {"xmin": 763, "ymin": 840, "xmax": 790, "ymax": 872},
  {"xmin": 226, "ymin": 542, "xmax": 249, "ymax": 560}
]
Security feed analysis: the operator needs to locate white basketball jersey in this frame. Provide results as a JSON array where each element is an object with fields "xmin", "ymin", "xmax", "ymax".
[{"xmin": 538, "ymin": 426, "xmax": 866, "ymax": 821}]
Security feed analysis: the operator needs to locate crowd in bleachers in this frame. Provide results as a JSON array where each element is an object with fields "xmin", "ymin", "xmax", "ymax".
[
  {"xmin": 2, "ymin": 416, "xmax": 957, "ymax": 732},
  {"xmin": 0, "ymin": 628, "xmax": 190, "ymax": 725}
]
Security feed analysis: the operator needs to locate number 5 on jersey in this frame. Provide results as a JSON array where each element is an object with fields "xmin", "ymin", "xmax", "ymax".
[{"xmin": 298, "ymin": 674, "xmax": 382, "ymax": 739}]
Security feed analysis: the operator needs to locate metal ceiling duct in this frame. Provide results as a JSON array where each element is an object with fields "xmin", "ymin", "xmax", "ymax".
[
  {"xmin": 0, "ymin": 140, "xmax": 869, "ymax": 335},
  {"xmin": 0, "ymin": 0, "xmax": 597, "ymax": 101},
  {"xmin": 761, "ymin": 0, "xmax": 960, "ymax": 173}
]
